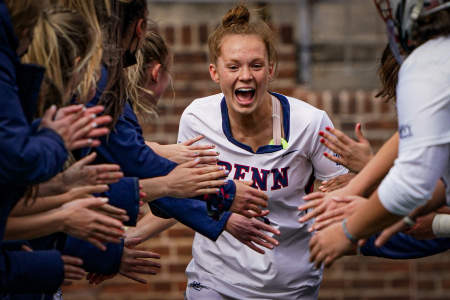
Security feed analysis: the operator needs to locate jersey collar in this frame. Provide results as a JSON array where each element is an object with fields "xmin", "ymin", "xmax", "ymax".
[{"xmin": 220, "ymin": 92, "xmax": 290, "ymax": 154}]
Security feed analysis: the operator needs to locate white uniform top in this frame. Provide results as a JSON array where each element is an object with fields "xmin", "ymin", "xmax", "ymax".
[
  {"xmin": 378, "ymin": 37, "xmax": 450, "ymax": 215},
  {"xmin": 178, "ymin": 92, "xmax": 347, "ymax": 299}
]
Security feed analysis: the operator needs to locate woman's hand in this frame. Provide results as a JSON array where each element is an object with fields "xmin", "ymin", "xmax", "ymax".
[
  {"xmin": 319, "ymin": 173, "xmax": 356, "ymax": 193},
  {"xmin": 147, "ymin": 135, "xmax": 219, "ymax": 165},
  {"xmin": 62, "ymin": 255, "xmax": 86, "ymax": 286},
  {"xmin": 61, "ymin": 153, "xmax": 123, "ymax": 189},
  {"xmin": 298, "ymin": 188, "xmax": 348, "ymax": 224},
  {"xmin": 231, "ymin": 180, "xmax": 268, "ymax": 218},
  {"xmin": 164, "ymin": 159, "xmax": 229, "ymax": 198},
  {"xmin": 319, "ymin": 124, "xmax": 373, "ymax": 173},
  {"xmin": 309, "ymin": 221, "xmax": 355, "ymax": 268},
  {"xmin": 119, "ymin": 238, "xmax": 161, "ymax": 284},
  {"xmin": 41, "ymin": 105, "xmax": 112, "ymax": 150},
  {"xmin": 225, "ymin": 213, "xmax": 280, "ymax": 254},
  {"xmin": 59, "ymin": 197, "xmax": 126, "ymax": 250},
  {"xmin": 309, "ymin": 195, "xmax": 367, "ymax": 232}
]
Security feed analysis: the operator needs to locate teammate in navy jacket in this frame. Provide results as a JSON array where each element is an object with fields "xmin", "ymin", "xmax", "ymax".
[{"xmin": 0, "ymin": 0, "xmax": 67, "ymax": 293}]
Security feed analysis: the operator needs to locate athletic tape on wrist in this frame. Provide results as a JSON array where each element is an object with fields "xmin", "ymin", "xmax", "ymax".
[{"xmin": 432, "ymin": 214, "xmax": 450, "ymax": 238}]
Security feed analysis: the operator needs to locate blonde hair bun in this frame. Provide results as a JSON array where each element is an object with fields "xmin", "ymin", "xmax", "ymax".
[{"xmin": 222, "ymin": 4, "xmax": 250, "ymax": 28}]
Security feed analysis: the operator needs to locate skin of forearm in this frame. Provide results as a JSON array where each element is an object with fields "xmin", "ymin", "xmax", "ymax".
[
  {"xmin": 5, "ymin": 208, "xmax": 64, "ymax": 240},
  {"xmin": 129, "ymin": 211, "xmax": 177, "ymax": 241},
  {"xmin": 36, "ymin": 173, "xmax": 68, "ymax": 197},
  {"xmin": 139, "ymin": 176, "xmax": 171, "ymax": 203},
  {"xmin": 145, "ymin": 141, "xmax": 163, "ymax": 156},
  {"xmin": 346, "ymin": 190, "xmax": 402, "ymax": 239},
  {"xmin": 10, "ymin": 193, "xmax": 70, "ymax": 217},
  {"xmin": 344, "ymin": 132, "xmax": 399, "ymax": 197}
]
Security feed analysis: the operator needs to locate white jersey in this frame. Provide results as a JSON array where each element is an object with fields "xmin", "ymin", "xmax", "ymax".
[
  {"xmin": 378, "ymin": 37, "xmax": 450, "ymax": 215},
  {"xmin": 178, "ymin": 92, "xmax": 347, "ymax": 299}
]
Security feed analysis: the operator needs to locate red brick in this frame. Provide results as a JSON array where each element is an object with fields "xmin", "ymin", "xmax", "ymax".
[
  {"xmin": 349, "ymin": 279, "xmax": 384, "ymax": 289},
  {"xmin": 169, "ymin": 263, "xmax": 188, "ymax": 273},
  {"xmin": 279, "ymin": 24, "xmax": 293, "ymax": 44},
  {"xmin": 366, "ymin": 262, "xmax": 409, "ymax": 272},
  {"xmin": 174, "ymin": 51, "xmax": 207, "ymax": 63},
  {"xmin": 168, "ymin": 227, "xmax": 195, "ymax": 238},
  {"xmin": 181, "ymin": 25, "xmax": 191, "ymax": 45},
  {"xmin": 199, "ymin": 24, "xmax": 208, "ymax": 44},
  {"xmin": 164, "ymin": 26, "xmax": 175, "ymax": 45}
]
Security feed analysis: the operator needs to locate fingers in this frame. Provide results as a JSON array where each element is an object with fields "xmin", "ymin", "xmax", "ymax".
[
  {"xmin": 74, "ymin": 152, "xmax": 97, "ymax": 167},
  {"xmin": 303, "ymin": 192, "xmax": 326, "ymax": 201},
  {"xmin": 55, "ymin": 105, "xmax": 84, "ymax": 120},
  {"xmin": 374, "ymin": 221, "xmax": 408, "ymax": 247},
  {"xmin": 322, "ymin": 152, "xmax": 344, "ymax": 165},
  {"xmin": 62, "ymin": 255, "xmax": 85, "ymax": 281},
  {"xmin": 132, "ymin": 249, "xmax": 161, "ymax": 260},
  {"xmin": 299, "ymin": 204, "xmax": 325, "ymax": 223},
  {"xmin": 325, "ymin": 126, "xmax": 352, "ymax": 146},
  {"xmin": 42, "ymin": 105, "xmax": 57, "ymax": 123},
  {"xmin": 183, "ymin": 135, "xmax": 205, "ymax": 146},
  {"xmin": 86, "ymin": 237, "xmax": 107, "ymax": 251},
  {"xmin": 244, "ymin": 241, "xmax": 265, "ymax": 254},
  {"xmin": 354, "ymin": 123, "xmax": 368, "ymax": 143},
  {"xmin": 254, "ymin": 219, "xmax": 281, "ymax": 236},
  {"xmin": 96, "ymin": 204, "xmax": 128, "ymax": 220},
  {"xmin": 197, "ymin": 179, "xmax": 228, "ymax": 189},
  {"xmin": 298, "ymin": 199, "xmax": 321, "ymax": 213},
  {"xmin": 21, "ymin": 244, "xmax": 33, "ymax": 252},
  {"xmin": 311, "ymin": 217, "xmax": 341, "ymax": 232},
  {"xmin": 120, "ymin": 271, "xmax": 148, "ymax": 284}
]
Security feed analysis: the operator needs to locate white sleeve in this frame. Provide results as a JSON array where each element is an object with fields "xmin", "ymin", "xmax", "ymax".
[
  {"xmin": 378, "ymin": 143, "xmax": 449, "ymax": 216},
  {"xmin": 309, "ymin": 111, "xmax": 348, "ymax": 181},
  {"xmin": 177, "ymin": 106, "xmax": 201, "ymax": 144}
]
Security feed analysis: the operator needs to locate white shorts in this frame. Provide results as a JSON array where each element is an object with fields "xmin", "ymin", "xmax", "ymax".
[{"xmin": 185, "ymin": 281, "xmax": 236, "ymax": 300}]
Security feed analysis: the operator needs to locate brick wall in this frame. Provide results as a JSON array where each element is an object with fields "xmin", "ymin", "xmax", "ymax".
[{"xmin": 63, "ymin": 2, "xmax": 450, "ymax": 299}]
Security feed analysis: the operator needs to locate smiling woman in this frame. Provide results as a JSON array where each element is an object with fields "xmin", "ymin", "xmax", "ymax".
[{"xmin": 178, "ymin": 4, "xmax": 347, "ymax": 300}]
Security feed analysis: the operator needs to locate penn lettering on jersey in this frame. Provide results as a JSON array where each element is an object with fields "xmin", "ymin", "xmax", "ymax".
[{"xmin": 218, "ymin": 160, "xmax": 289, "ymax": 191}]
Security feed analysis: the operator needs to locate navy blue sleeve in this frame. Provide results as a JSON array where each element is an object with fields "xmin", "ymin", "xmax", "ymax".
[
  {"xmin": 361, "ymin": 233, "xmax": 450, "ymax": 259},
  {"xmin": 150, "ymin": 197, "xmax": 231, "ymax": 241},
  {"xmin": 62, "ymin": 237, "xmax": 123, "ymax": 275},
  {"xmin": 0, "ymin": 249, "xmax": 63, "ymax": 293},
  {"xmin": 0, "ymin": 80, "xmax": 67, "ymax": 185},
  {"xmin": 102, "ymin": 177, "xmax": 139, "ymax": 226},
  {"xmin": 87, "ymin": 102, "xmax": 177, "ymax": 178}
]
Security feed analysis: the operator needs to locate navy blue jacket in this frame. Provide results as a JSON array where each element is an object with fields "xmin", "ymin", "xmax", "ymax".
[
  {"xmin": 362, "ymin": 233, "xmax": 450, "ymax": 259},
  {"xmin": 0, "ymin": 0, "xmax": 67, "ymax": 293}
]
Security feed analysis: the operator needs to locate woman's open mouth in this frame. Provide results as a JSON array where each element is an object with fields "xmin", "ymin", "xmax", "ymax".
[{"xmin": 234, "ymin": 87, "xmax": 256, "ymax": 105}]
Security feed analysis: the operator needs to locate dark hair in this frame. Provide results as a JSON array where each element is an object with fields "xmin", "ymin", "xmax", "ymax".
[
  {"xmin": 96, "ymin": 0, "xmax": 147, "ymax": 127},
  {"xmin": 208, "ymin": 4, "xmax": 278, "ymax": 71},
  {"xmin": 411, "ymin": 8, "xmax": 450, "ymax": 49},
  {"xmin": 375, "ymin": 44, "xmax": 399, "ymax": 103}
]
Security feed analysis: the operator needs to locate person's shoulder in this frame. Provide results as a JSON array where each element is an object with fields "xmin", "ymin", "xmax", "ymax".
[
  {"xmin": 402, "ymin": 37, "xmax": 450, "ymax": 74},
  {"xmin": 183, "ymin": 93, "xmax": 224, "ymax": 116}
]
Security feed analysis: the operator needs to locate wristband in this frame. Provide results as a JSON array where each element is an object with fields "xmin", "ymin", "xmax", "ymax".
[
  {"xmin": 402, "ymin": 216, "xmax": 416, "ymax": 228},
  {"xmin": 342, "ymin": 218, "xmax": 358, "ymax": 244}
]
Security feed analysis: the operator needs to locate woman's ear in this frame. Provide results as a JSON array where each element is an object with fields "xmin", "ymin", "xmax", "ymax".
[
  {"xmin": 209, "ymin": 64, "xmax": 220, "ymax": 83},
  {"xmin": 151, "ymin": 63, "xmax": 162, "ymax": 83}
]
